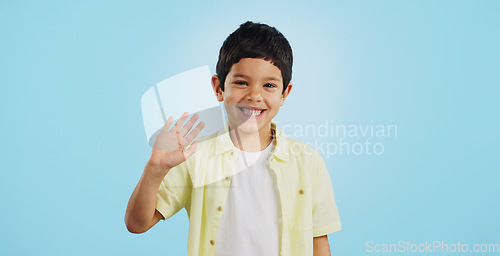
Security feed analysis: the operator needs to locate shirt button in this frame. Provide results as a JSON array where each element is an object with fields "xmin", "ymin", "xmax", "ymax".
[
  {"xmin": 224, "ymin": 176, "xmax": 231, "ymax": 181},
  {"xmin": 299, "ymin": 189, "xmax": 304, "ymax": 195},
  {"xmin": 230, "ymin": 151, "xmax": 234, "ymax": 156},
  {"xmin": 210, "ymin": 240, "xmax": 215, "ymax": 246},
  {"xmin": 217, "ymin": 206, "xmax": 223, "ymax": 211}
]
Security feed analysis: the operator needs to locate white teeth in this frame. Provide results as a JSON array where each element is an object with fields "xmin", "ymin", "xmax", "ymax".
[{"xmin": 241, "ymin": 108, "xmax": 263, "ymax": 115}]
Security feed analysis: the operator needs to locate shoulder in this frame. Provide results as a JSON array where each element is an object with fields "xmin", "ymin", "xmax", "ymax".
[
  {"xmin": 185, "ymin": 129, "xmax": 229, "ymax": 187},
  {"xmin": 275, "ymin": 133, "xmax": 328, "ymax": 181},
  {"xmin": 192, "ymin": 131, "xmax": 219, "ymax": 153}
]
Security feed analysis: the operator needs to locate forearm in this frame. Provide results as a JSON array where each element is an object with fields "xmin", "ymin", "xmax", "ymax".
[
  {"xmin": 313, "ymin": 235, "xmax": 331, "ymax": 256},
  {"xmin": 125, "ymin": 162, "xmax": 168, "ymax": 233}
]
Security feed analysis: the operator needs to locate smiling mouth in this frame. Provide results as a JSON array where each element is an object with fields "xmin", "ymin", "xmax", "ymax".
[{"xmin": 238, "ymin": 107, "xmax": 265, "ymax": 116}]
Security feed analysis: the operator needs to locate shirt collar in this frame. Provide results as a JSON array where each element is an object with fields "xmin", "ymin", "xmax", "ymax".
[{"xmin": 214, "ymin": 122, "xmax": 289, "ymax": 162}]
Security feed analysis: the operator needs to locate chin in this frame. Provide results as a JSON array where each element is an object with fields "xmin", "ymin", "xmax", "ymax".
[{"xmin": 235, "ymin": 119, "xmax": 258, "ymax": 131}]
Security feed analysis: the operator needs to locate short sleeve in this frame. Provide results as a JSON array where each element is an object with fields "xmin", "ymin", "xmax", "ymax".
[
  {"xmin": 311, "ymin": 153, "xmax": 342, "ymax": 237},
  {"xmin": 155, "ymin": 161, "xmax": 192, "ymax": 220}
]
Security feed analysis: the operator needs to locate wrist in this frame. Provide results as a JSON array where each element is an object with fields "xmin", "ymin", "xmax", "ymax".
[{"xmin": 145, "ymin": 161, "xmax": 170, "ymax": 180}]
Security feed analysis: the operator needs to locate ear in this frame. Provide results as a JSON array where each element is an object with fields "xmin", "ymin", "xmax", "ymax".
[
  {"xmin": 211, "ymin": 75, "xmax": 224, "ymax": 102},
  {"xmin": 280, "ymin": 82, "xmax": 293, "ymax": 106}
]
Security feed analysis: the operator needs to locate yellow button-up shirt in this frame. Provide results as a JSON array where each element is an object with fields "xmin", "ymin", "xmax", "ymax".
[{"xmin": 156, "ymin": 122, "xmax": 341, "ymax": 256}]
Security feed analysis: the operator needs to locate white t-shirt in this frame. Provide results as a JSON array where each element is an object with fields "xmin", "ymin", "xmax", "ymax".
[{"xmin": 214, "ymin": 141, "xmax": 281, "ymax": 256}]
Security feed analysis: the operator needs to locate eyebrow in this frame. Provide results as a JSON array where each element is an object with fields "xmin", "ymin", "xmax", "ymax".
[{"xmin": 232, "ymin": 73, "xmax": 281, "ymax": 82}]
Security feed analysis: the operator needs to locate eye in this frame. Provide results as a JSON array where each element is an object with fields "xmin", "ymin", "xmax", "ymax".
[
  {"xmin": 264, "ymin": 83, "xmax": 276, "ymax": 88},
  {"xmin": 234, "ymin": 81, "xmax": 248, "ymax": 85}
]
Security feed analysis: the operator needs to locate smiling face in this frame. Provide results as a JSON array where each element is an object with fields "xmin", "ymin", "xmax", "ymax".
[{"xmin": 212, "ymin": 58, "xmax": 292, "ymax": 138}]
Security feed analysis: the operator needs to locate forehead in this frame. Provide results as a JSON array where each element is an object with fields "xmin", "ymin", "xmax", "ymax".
[{"xmin": 228, "ymin": 58, "xmax": 282, "ymax": 81}]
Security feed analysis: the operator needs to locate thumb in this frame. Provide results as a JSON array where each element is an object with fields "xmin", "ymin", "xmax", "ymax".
[{"xmin": 183, "ymin": 140, "xmax": 199, "ymax": 159}]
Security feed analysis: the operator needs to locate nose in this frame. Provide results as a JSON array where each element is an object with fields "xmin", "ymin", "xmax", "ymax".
[{"xmin": 247, "ymin": 85, "xmax": 263, "ymax": 102}]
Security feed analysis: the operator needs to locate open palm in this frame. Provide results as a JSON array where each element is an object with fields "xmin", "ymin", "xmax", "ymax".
[{"xmin": 150, "ymin": 112, "xmax": 205, "ymax": 171}]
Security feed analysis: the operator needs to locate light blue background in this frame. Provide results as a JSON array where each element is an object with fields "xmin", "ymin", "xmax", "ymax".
[{"xmin": 1, "ymin": 0, "xmax": 498, "ymax": 255}]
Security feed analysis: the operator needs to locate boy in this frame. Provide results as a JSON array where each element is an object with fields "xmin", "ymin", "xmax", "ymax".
[{"xmin": 125, "ymin": 21, "xmax": 341, "ymax": 256}]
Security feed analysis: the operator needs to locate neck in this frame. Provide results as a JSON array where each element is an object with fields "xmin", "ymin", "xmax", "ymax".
[{"xmin": 229, "ymin": 124, "xmax": 273, "ymax": 152}]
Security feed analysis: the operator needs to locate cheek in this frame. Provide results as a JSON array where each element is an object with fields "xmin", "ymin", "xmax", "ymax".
[
  {"xmin": 223, "ymin": 91, "xmax": 243, "ymax": 102},
  {"xmin": 267, "ymin": 96, "xmax": 283, "ymax": 108}
]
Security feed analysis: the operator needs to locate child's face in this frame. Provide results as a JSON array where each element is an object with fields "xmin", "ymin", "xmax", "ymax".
[{"xmin": 212, "ymin": 58, "xmax": 292, "ymax": 136}]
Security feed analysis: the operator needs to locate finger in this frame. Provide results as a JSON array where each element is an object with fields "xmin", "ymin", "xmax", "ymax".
[
  {"xmin": 158, "ymin": 116, "xmax": 174, "ymax": 135},
  {"xmin": 170, "ymin": 112, "xmax": 189, "ymax": 133},
  {"xmin": 185, "ymin": 121, "xmax": 205, "ymax": 143},
  {"xmin": 183, "ymin": 140, "xmax": 199, "ymax": 159},
  {"xmin": 178, "ymin": 113, "xmax": 199, "ymax": 137},
  {"xmin": 164, "ymin": 116, "xmax": 174, "ymax": 128}
]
